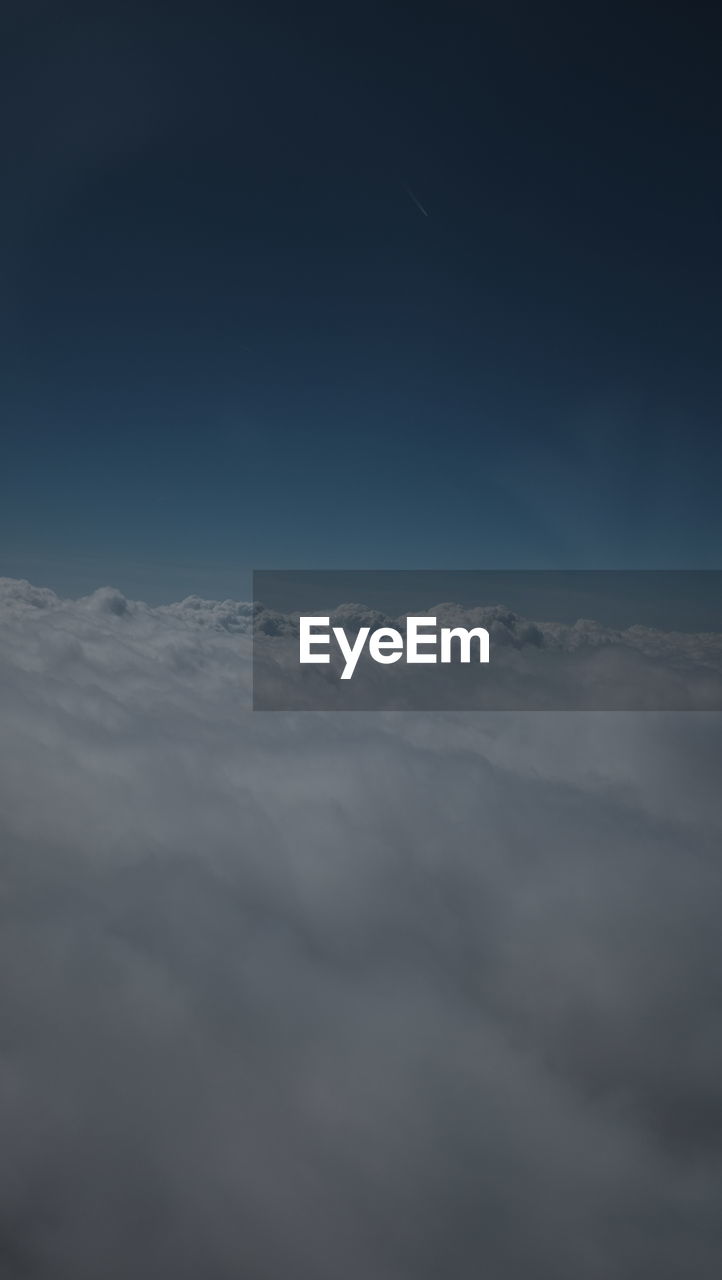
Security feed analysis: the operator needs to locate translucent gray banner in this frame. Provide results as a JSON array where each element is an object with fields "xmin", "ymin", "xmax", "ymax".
[{"xmin": 252, "ymin": 571, "xmax": 722, "ymax": 711}]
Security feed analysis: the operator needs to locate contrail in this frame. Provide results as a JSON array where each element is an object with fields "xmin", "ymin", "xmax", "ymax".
[{"xmin": 404, "ymin": 185, "xmax": 429, "ymax": 217}]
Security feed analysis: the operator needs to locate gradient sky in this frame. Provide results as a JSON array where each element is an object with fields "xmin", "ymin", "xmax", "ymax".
[{"xmin": 2, "ymin": 0, "xmax": 721, "ymax": 601}]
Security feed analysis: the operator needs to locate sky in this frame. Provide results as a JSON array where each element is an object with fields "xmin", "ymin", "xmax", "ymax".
[
  {"xmin": 2, "ymin": 0, "xmax": 722, "ymax": 599},
  {"xmin": 2, "ymin": 11, "xmax": 722, "ymax": 1274}
]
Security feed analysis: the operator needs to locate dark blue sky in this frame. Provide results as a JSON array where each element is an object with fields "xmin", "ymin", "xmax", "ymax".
[{"xmin": 2, "ymin": 0, "xmax": 721, "ymax": 600}]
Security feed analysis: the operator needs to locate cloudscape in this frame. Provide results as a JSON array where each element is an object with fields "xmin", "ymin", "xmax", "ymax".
[
  {"xmin": 2, "ymin": 578, "xmax": 722, "ymax": 1277},
  {"xmin": 3, "ymin": 2, "xmax": 722, "ymax": 1276}
]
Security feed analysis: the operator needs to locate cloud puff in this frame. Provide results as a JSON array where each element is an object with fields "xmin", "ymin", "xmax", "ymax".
[{"xmin": 1, "ymin": 578, "xmax": 721, "ymax": 1278}]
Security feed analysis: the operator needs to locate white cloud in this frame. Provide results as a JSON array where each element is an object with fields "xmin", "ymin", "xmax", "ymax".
[{"xmin": 1, "ymin": 578, "xmax": 721, "ymax": 1278}]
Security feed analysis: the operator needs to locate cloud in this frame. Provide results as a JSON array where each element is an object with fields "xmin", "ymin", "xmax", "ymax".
[{"xmin": 1, "ymin": 578, "xmax": 721, "ymax": 1278}]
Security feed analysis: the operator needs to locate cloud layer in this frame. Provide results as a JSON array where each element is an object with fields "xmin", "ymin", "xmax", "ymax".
[{"xmin": 1, "ymin": 578, "xmax": 722, "ymax": 1278}]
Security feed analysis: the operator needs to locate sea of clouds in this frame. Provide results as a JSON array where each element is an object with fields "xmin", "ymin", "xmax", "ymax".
[{"xmin": 1, "ymin": 577, "xmax": 721, "ymax": 1278}]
